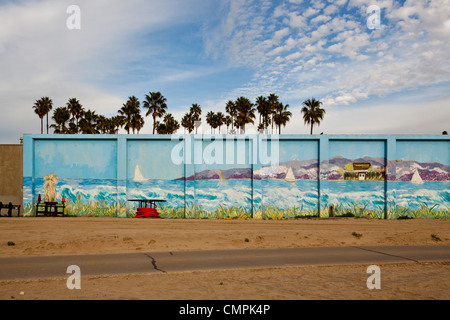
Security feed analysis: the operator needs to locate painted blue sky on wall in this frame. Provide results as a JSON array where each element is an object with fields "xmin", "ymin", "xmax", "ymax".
[
  {"xmin": 396, "ymin": 141, "xmax": 449, "ymax": 165},
  {"xmin": 128, "ymin": 140, "xmax": 183, "ymax": 181},
  {"xmin": 329, "ymin": 140, "xmax": 385, "ymax": 160},
  {"xmin": 34, "ymin": 140, "xmax": 117, "ymax": 179},
  {"xmin": 278, "ymin": 140, "xmax": 318, "ymax": 162}
]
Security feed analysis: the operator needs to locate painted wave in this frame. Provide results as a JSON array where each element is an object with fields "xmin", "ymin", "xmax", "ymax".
[
  {"xmin": 193, "ymin": 180, "xmax": 253, "ymax": 211},
  {"xmin": 261, "ymin": 180, "xmax": 318, "ymax": 209},
  {"xmin": 23, "ymin": 177, "xmax": 450, "ymax": 215},
  {"xmin": 388, "ymin": 181, "xmax": 450, "ymax": 209}
]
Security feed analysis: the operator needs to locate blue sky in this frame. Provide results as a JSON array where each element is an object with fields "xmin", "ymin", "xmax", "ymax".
[{"xmin": 0, "ymin": 0, "xmax": 449, "ymax": 143}]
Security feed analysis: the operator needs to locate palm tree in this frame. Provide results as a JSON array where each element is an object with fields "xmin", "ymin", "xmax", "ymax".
[
  {"xmin": 66, "ymin": 98, "xmax": 83, "ymax": 133},
  {"xmin": 32, "ymin": 98, "xmax": 47, "ymax": 134},
  {"xmin": 41, "ymin": 97, "xmax": 53, "ymax": 134},
  {"xmin": 235, "ymin": 96, "xmax": 255, "ymax": 134},
  {"xmin": 215, "ymin": 112, "xmax": 225, "ymax": 134},
  {"xmin": 50, "ymin": 107, "xmax": 71, "ymax": 134},
  {"xmin": 206, "ymin": 111, "xmax": 216, "ymax": 134},
  {"xmin": 131, "ymin": 113, "xmax": 145, "ymax": 134},
  {"xmin": 96, "ymin": 116, "xmax": 116, "ymax": 134},
  {"xmin": 301, "ymin": 98, "xmax": 325, "ymax": 135},
  {"xmin": 255, "ymin": 96, "xmax": 267, "ymax": 130},
  {"xmin": 96, "ymin": 115, "xmax": 108, "ymax": 134},
  {"xmin": 225, "ymin": 115, "xmax": 232, "ymax": 133},
  {"xmin": 267, "ymin": 93, "xmax": 279, "ymax": 134},
  {"xmin": 143, "ymin": 92, "xmax": 167, "ymax": 134},
  {"xmin": 118, "ymin": 96, "xmax": 141, "ymax": 134},
  {"xmin": 67, "ymin": 121, "xmax": 78, "ymax": 134},
  {"xmin": 225, "ymin": 100, "xmax": 237, "ymax": 132},
  {"xmin": 190, "ymin": 104, "xmax": 202, "ymax": 134},
  {"xmin": 111, "ymin": 115, "xmax": 125, "ymax": 134},
  {"xmin": 33, "ymin": 97, "xmax": 53, "ymax": 134},
  {"xmin": 273, "ymin": 102, "xmax": 292, "ymax": 134},
  {"xmin": 78, "ymin": 110, "xmax": 99, "ymax": 134},
  {"xmin": 181, "ymin": 112, "xmax": 195, "ymax": 134},
  {"xmin": 118, "ymin": 102, "xmax": 133, "ymax": 134},
  {"xmin": 156, "ymin": 113, "xmax": 180, "ymax": 134}
]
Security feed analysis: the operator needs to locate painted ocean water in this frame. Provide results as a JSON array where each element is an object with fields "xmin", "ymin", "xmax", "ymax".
[
  {"xmin": 323, "ymin": 180, "xmax": 449, "ymax": 209},
  {"xmin": 388, "ymin": 181, "xmax": 450, "ymax": 209},
  {"xmin": 261, "ymin": 180, "xmax": 319, "ymax": 210},
  {"xmin": 23, "ymin": 177, "xmax": 449, "ymax": 217}
]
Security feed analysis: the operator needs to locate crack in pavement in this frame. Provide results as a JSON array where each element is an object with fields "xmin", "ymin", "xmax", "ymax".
[
  {"xmin": 144, "ymin": 253, "xmax": 167, "ymax": 273},
  {"xmin": 353, "ymin": 246, "xmax": 420, "ymax": 263}
]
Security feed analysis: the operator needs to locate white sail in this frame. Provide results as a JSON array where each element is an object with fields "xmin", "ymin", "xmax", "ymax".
[
  {"xmin": 411, "ymin": 169, "xmax": 423, "ymax": 184},
  {"xmin": 285, "ymin": 167, "xmax": 296, "ymax": 182},
  {"xmin": 133, "ymin": 165, "xmax": 148, "ymax": 182}
]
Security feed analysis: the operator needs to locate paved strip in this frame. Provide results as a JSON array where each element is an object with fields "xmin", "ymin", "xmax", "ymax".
[{"xmin": 0, "ymin": 245, "xmax": 448, "ymax": 281}]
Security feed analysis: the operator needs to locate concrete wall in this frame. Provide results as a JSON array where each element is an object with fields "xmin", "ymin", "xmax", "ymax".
[
  {"xmin": 22, "ymin": 135, "xmax": 449, "ymax": 219},
  {"xmin": 0, "ymin": 144, "xmax": 23, "ymax": 214}
]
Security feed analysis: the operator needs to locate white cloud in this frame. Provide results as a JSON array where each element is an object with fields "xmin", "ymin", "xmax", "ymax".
[
  {"xmin": 323, "ymin": 5, "xmax": 338, "ymax": 15},
  {"xmin": 303, "ymin": 7, "xmax": 319, "ymax": 17},
  {"xmin": 287, "ymin": 11, "xmax": 307, "ymax": 28},
  {"xmin": 205, "ymin": 0, "xmax": 450, "ymax": 118},
  {"xmin": 0, "ymin": 0, "xmax": 209, "ymax": 142},
  {"xmin": 310, "ymin": 14, "xmax": 332, "ymax": 24}
]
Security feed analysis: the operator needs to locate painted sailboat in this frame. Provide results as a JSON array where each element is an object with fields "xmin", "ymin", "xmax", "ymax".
[
  {"xmin": 411, "ymin": 169, "xmax": 423, "ymax": 184},
  {"xmin": 284, "ymin": 167, "xmax": 296, "ymax": 183},
  {"xmin": 218, "ymin": 169, "xmax": 228, "ymax": 186},
  {"xmin": 133, "ymin": 165, "xmax": 148, "ymax": 183}
]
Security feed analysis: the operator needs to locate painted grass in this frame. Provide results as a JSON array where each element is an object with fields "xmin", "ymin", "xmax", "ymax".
[
  {"xmin": 23, "ymin": 200, "xmax": 134, "ymax": 218},
  {"xmin": 321, "ymin": 201, "xmax": 385, "ymax": 219},
  {"xmin": 22, "ymin": 199, "xmax": 449, "ymax": 219},
  {"xmin": 184, "ymin": 202, "xmax": 252, "ymax": 219},
  {"xmin": 260, "ymin": 204, "xmax": 318, "ymax": 220},
  {"xmin": 388, "ymin": 201, "xmax": 450, "ymax": 219}
]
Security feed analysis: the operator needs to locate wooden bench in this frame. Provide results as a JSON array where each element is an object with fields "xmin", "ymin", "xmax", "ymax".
[{"xmin": 0, "ymin": 202, "xmax": 21, "ymax": 217}]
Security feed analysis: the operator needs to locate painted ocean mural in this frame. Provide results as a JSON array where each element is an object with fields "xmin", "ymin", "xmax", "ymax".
[{"xmin": 22, "ymin": 135, "xmax": 449, "ymax": 219}]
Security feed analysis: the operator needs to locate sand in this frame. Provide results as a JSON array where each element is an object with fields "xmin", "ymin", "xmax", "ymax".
[{"xmin": 0, "ymin": 217, "xmax": 449, "ymax": 300}]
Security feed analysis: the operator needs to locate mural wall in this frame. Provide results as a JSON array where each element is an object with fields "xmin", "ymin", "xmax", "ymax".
[{"xmin": 23, "ymin": 135, "xmax": 450, "ymax": 219}]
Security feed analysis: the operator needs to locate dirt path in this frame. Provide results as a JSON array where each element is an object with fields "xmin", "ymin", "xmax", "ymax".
[{"xmin": 0, "ymin": 217, "xmax": 448, "ymax": 300}]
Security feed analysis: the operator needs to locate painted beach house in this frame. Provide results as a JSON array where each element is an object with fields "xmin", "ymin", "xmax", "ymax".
[{"xmin": 344, "ymin": 162, "xmax": 386, "ymax": 181}]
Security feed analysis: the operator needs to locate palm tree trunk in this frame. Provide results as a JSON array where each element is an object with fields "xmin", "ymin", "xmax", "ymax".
[
  {"xmin": 153, "ymin": 115, "xmax": 156, "ymax": 134},
  {"xmin": 46, "ymin": 113, "xmax": 49, "ymax": 134},
  {"xmin": 310, "ymin": 121, "xmax": 314, "ymax": 135},
  {"xmin": 41, "ymin": 118, "xmax": 43, "ymax": 134},
  {"xmin": 271, "ymin": 115, "xmax": 273, "ymax": 134}
]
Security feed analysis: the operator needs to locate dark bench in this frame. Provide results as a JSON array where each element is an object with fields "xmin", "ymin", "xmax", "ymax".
[
  {"xmin": 0, "ymin": 202, "xmax": 21, "ymax": 217},
  {"xmin": 35, "ymin": 202, "xmax": 65, "ymax": 217}
]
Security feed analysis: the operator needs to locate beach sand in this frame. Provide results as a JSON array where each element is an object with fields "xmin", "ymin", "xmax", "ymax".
[{"xmin": 0, "ymin": 217, "xmax": 449, "ymax": 300}]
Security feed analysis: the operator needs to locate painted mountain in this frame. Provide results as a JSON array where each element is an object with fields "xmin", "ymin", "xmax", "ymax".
[
  {"xmin": 176, "ymin": 157, "xmax": 448, "ymax": 182},
  {"xmin": 178, "ymin": 168, "xmax": 253, "ymax": 181},
  {"xmin": 254, "ymin": 159, "xmax": 318, "ymax": 180},
  {"xmin": 177, "ymin": 159, "xmax": 319, "ymax": 181},
  {"xmin": 394, "ymin": 160, "xmax": 449, "ymax": 182}
]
